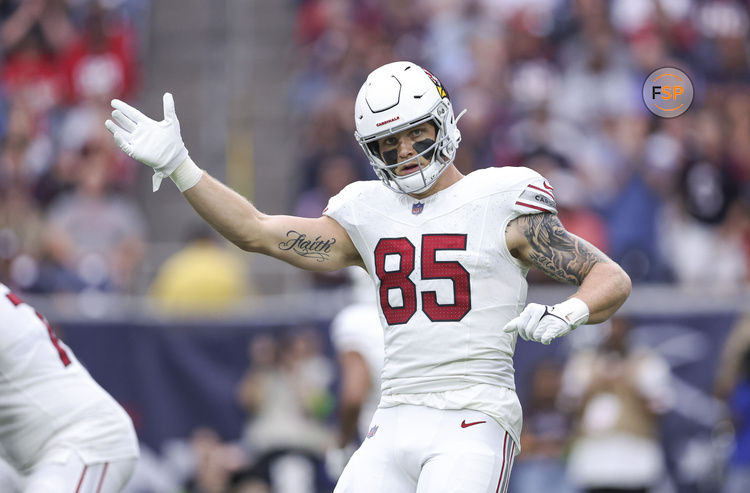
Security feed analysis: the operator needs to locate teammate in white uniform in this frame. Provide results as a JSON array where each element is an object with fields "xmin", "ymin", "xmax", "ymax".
[
  {"xmin": 105, "ymin": 61, "xmax": 631, "ymax": 493},
  {"xmin": 326, "ymin": 267, "xmax": 384, "ymax": 479},
  {"xmin": 0, "ymin": 283, "xmax": 139, "ymax": 492}
]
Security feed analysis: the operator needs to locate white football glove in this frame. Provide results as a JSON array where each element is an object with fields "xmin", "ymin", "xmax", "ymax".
[
  {"xmin": 105, "ymin": 92, "xmax": 190, "ymax": 192},
  {"xmin": 503, "ymin": 297, "xmax": 589, "ymax": 345}
]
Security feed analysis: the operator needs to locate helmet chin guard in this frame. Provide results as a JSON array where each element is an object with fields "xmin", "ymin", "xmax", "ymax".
[{"xmin": 354, "ymin": 61, "xmax": 465, "ymax": 195}]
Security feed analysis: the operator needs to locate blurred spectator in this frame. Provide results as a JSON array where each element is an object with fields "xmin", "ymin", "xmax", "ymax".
[
  {"xmin": 604, "ymin": 123, "xmax": 681, "ymax": 282},
  {"xmin": 41, "ymin": 129, "xmax": 145, "ymax": 292},
  {"xmin": 551, "ymin": 22, "xmax": 639, "ymax": 126},
  {"xmin": 561, "ymin": 317, "xmax": 674, "ymax": 493},
  {"xmin": 0, "ymin": 0, "xmax": 73, "ymax": 117},
  {"xmin": 0, "ymin": 97, "xmax": 47, "ymax": 290},
  {"xmin": 655, "ymin": 107, "xmax": 750, "ymax": 288},
  {"xmin": 149, "ymin": 226, "xmax": 250, "ymax": 316},
  {"xmin": 294, "ymin": 153, "xmax": 358, "ymax": 218},
  {"xmin": 236, "ymin": 332, "xmax": 334, "ymax": 493},
  {"xmin": 0, "ymin": 99, "xmax": 51, "ymax": 185},
  {"xmin": 294, "ymin": 96, "xmax": 368, "ymax": 194},
  {"xmin": 661, "ymin": 152, "xmax": 748, "ymax": 288},
  {"xmin": 183, "ymin": 427, "xmax": 249, "ymax": 493},
  {"xmin": 0, "ymin": 186, "xmax": 45, "ymax": 290},
  {"xmin": 0, "ymin": 0, "xmax": 73, "ymax": 54},
  {"xmin": 695, "ymin": 0, "xmax": 750, "ymax": 83},
  {"xmin": 60, "ymin": 3, "xmax": 138, "ymax": 104},
  {"xmin": 0, "ymin": 1, "xmax": 143, "ymax": 297},
  {"xmin": 509, "ymin": 359, "xmax": 575, "ymax": 493}
]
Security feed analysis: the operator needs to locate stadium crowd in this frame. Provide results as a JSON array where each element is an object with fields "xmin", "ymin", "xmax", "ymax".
[
  {"xmin": 0, "ymin": 0, "xmax": 147, "ymax": 295},
  {"xmin": 1, "ymin": 0, "xmax": 749, "ymax": 295}
]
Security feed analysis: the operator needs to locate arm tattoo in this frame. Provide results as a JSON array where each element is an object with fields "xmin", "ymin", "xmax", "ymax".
[
  {"xmin": 278, "ymin": 230, "xmax": 337, "ymax": 262},
  {"xmin": 517, "ymin": 213, "xmax": 608, "ymax": 285}
]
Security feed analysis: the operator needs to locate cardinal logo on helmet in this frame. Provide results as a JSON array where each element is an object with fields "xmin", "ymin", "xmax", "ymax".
[{"xmin": 423, "ymin": 69, "xmax": 449, "ymax": 99}]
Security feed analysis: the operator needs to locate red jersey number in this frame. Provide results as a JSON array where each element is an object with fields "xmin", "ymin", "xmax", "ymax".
[
  {"xmin": 374, "ymin": 238, "xmax": 418, "ymax": 325},
  {"xmin": 6, "ymin": 291, "xmax": 72, "ymax": 367},
  {"xmin": 374, "ymin": 234, "xmax": 471, "ymax": 325}
]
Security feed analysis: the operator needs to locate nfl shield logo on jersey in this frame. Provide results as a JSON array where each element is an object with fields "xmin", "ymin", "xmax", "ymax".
[
  {"xmin": 367, "ymin": 425, "xmax": 379, "ymax": 438},
  {"xmin": 412, "ymin": 202, "xmax": 424, "ymax": 215}
]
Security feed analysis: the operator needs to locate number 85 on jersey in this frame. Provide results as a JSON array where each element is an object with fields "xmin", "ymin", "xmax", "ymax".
[{"xmin": 374, "ymin": 234, "xmax": 471, "ymax": 325}]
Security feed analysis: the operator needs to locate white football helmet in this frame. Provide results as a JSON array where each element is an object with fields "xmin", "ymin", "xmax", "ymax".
[{"xmin": 354, "ymin": 61, "xmax": 466, "ymax": 195}]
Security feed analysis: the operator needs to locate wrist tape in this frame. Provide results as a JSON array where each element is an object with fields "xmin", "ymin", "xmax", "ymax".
[
  {"xmin": 169, "ymin": 156, "xmax": 203, "ymax": 192},
  {"xmin": 548, "ymin": 297, "xmax": 590, "ymax": 329}
]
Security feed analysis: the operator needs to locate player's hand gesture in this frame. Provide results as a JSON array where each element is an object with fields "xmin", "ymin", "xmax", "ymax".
[
  {"xmin": 503, "ymin": 298, "xmax": 589, "ymax": 345},
  {"xmin": 105, "ymin": 92, "xmax": 188, "ymax": 191}
]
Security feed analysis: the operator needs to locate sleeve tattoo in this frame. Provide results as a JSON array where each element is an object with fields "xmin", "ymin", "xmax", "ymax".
[{"xmin": 515, "ymin": 213, "xmax": 609, "ymax": 285}]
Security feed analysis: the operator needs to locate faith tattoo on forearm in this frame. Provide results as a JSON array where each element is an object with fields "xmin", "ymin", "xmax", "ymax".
[
  {"xmin": 519, "ymin": 213, "xmax": 608, "ymax": 285},
  {"xmin": 278, "ymin": 230, "xmax": 337, "ymax": 262}
]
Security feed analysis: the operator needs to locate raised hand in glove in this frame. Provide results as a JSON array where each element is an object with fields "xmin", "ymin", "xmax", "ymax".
[
  {"xmin": 105, "ymin": 93, "xmax": 200, "ymax": 192},
  {"xmin": 503, "ymin": 297, "xmax": 589, "ymax": 345}
]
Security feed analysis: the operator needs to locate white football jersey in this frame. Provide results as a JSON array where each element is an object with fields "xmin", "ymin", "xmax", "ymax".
[
  {"xmin": 330, "ymin": 302, "xmax": 384, "ymax": 439},
  {"xmin": 0, "ymin": 283, "xmax": 139, "ymax": 473},
  {"xmin": 324, "ymin": 166, "xmax": 556, "ymax": 448}
]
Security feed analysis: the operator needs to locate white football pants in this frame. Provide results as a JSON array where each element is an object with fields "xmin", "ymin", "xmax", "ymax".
[
  {"xmin": 23, "ymin": 450, "xmax": 136, "ymax": 493},
  {"xmin": 334, "ymin": 405, "xmax": 516, "ymax": 493}
]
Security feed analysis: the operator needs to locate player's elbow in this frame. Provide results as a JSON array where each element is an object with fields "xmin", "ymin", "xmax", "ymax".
[
  {"xmin": 588, "ymin": 261, "xmax": 631, "ymax": 313},
  {"xmin": 599, "ymin": 261, "xmax": 631, "ymax": 302},
  {"xmin": 604, "ymin": 262, "xmax": 632, "ymax": 313},
  {"xmin": 615, "ymin": 265, "xmax": 632, "ymax": 303}
]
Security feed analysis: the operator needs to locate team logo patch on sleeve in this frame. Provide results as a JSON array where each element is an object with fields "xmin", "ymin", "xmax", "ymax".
[{"xmin": 515, "ymin": 181, "xmax": 557, "ymax": 214}]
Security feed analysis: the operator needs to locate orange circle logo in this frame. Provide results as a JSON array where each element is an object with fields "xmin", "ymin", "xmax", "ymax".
[{"xmin": 642, "ymin": 67, "xmax": 693, "ymax": 118}]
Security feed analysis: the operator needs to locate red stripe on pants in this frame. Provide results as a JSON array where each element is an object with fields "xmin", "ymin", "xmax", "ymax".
[
  {"xmin": 495, "ymin": 433, "xmax": 508, "ymax": 493},
  {"xmin": 75, "ymin": 465, "xmax": 88, "ymax": 493},
  {"xmin": 96, "ymin": 463, "xmax": 109, "ymax": 493},
  {"xmin": 502, "ymin": 443, "xmax": 515, "ymax": 493}
]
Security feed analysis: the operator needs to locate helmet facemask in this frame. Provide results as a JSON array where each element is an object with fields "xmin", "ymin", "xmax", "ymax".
[{"xmin": 357, "ymin": 99, "xmax": 462, "ymax": 195}]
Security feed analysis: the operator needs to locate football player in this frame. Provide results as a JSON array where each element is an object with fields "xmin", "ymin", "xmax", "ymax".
[
  {"xmin": 326, "ymin": 267, "xmax": 384, "ymax": 480},
  {"xmin": 105, "ymin": 61, "xmax": 631, "ymax": 493},
  {"xmin": 0, "ymin": 283, "xmax": 139, "ymax": 492}
]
